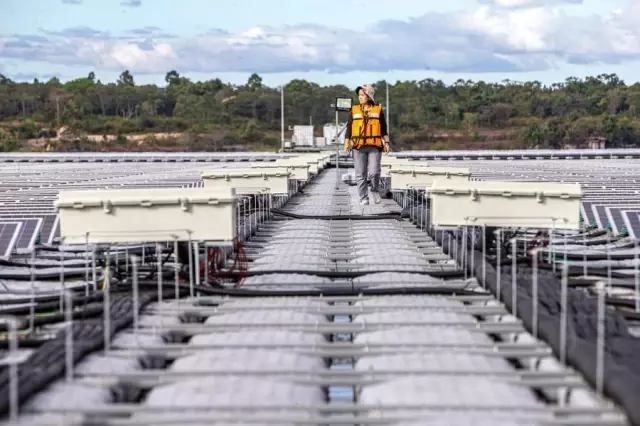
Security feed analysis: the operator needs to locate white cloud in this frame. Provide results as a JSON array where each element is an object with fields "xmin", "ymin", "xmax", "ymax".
[{"xmin": 0, "ymin": 2, "xmax": 639, "ymax": 76}]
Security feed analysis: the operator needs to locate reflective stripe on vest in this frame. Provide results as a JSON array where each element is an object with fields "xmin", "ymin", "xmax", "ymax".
[{"xmin": 350, "ymin": 104, "xmax": 383, "ymax": 149}]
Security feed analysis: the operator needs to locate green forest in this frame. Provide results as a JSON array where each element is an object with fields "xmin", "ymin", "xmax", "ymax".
[{"xmin": 0, "ymin": 70, "xmax": 638, "ymax": 152}]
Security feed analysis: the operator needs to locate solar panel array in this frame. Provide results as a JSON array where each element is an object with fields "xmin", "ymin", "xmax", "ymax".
[
  {"xmin": 0, "ymin": 221, "xmax": 21, "ymax": 259},
  {"xmin": 0, "ymin": 149, "xmax": 637, "ymax": 426},
  {"xmin": 397, "ymin": 148, "xmax": 640, "ymax": 160},
  {"xmin": 1, "ymin": 149, "xmax": 639, "ymax": 260},
  {"xmin": 391, "ymin": 155, "xmax": 640, "ymax": 237},
  {"xmin": 0, "ymin": 153, "xmax": 295, "ymax": 259}
]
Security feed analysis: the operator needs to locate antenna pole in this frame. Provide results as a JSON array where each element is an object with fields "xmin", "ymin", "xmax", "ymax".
[
  {"xmin": 386, "ymin": 82, "xmax": 390, "ymax": 134},
  {"xmin": 280, "ymin": 85, "xmax": 285, "ymax": 151}
]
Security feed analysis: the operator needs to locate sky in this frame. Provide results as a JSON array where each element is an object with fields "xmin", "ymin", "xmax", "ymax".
[{"xmin": 1, "ymin": 0, "xmax": 640, "ymax": 88}]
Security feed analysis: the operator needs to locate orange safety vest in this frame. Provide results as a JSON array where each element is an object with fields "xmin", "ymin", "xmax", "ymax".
[{"xmin": 350, "ymin": 104, "xmax": 383, "ymax": 149}]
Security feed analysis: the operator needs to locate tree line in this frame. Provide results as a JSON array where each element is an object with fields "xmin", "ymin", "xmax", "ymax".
[{"xmin": 0, "ymin": 70, "xmax": 639, "ymax": 152}]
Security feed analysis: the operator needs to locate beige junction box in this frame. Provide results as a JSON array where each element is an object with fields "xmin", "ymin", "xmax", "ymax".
[
  {"xmin": 429, "ymin": 180, "xmax": 583, "ymax": 229},
  {"xmin": 276, "ymin": 160, "xmax": 310, "ymax": 180},
  {"xmin": 305, "ymin": 153, "xmax": 330, "ymax": 167},
  {"xmin": 381, "ymin": 158, "xmax": 430, "ymax": 177},
  {"xmin": 293, "ymin": 155, "xmax": 322, "ymax": 174},
  {"xmin": 389, "ymin": 165, "xmax": 470, "ymax": 190},
  {"xmin": 381, "ymin": 156, "xmax": 412, "ymax": 165},
  {"xmin": 56, "ymin": 187, "xmax": 237, "ymax": 245},
  {"xmin": 201, "ymin": 167, "xmax": 291, "ymax": 195},
  {"xmin": 250, "ymin": 160, "xmax": 310, "ymax": 181}
]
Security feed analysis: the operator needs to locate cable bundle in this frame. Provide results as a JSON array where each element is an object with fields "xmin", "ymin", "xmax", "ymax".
[{"xmin": 204, "ymin": 238, "xmax": 248, "ymax": 288}]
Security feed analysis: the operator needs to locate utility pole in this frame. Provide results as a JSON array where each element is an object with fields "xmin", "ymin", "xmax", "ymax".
[
  {"xmin": 386, "ymin": 82, "xmax": 390, "ymax": 134},
  {"xmin": 56, "ymin": 95, "xmax": 61, "ymax": 128},
  {"xmin": 280, "ymin": 85, "xmax": 285, "ymax": 151},
  {"xmin": 330, "ymin": 102, "xmax": 340, "ymax": 189}
]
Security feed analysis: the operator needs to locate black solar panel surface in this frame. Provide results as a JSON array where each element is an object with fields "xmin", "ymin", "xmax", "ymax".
[
  {"xmin": 0, "ymin": 213, "xmax": 58, "ymax": 245},
  {"xmin": 591, "ymin": 201, "xmax": 640, "ymax": 228},
  {"xmin": 581, "ymin": 202, "xmax": 596, "ymax": 226},
  {"xmin": 606, "ymin": 207, "xmax": 640, "ymax": 235},
  {"xmin": 0, "ymin": 221, "xmax": 21, "ymax": 259},
  {"xmin": 0, "ymin": 218, "xmax": 42, "ymax": 251},
  {"xmin": 623, "ymin": 211, "xmax": 640, "ymax": 240}
]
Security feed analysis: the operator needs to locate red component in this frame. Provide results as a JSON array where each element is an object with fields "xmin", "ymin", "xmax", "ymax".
[
  {"xmin": 200, "ymin": 238, "xmax": 248, "ymax": 288},
  {"xmin": 526, "ymin": 231, "xmax": 551, "ymax": 255}
]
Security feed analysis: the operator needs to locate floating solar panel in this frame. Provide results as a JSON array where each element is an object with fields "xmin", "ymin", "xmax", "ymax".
[
  {"xmin": 622, "ymin": 211, "xmax": 640, "ymax": 240},
  {"xmin": 591, "ymin": 202, "xmax": 640, "ymax": 229},
  {"xmin": 0, "ymin": 217, "xmax": 43, "ymax": 252},
  {"xmin": 0, "ymin": 221, "xmax": 22, "ymax": 260},
  {"xmin": 51, "ymin": 215, "xmax": 60, "ymax": 243},
  {"xmin": 43, "ymin": 214, "xmax": 60, "ymax": 245},
  {"xmin": 605, "ymin": 207, "xmax": 640, "ymax": 236},
  {"xmin": 615, "ymin": 209, "xmax": 640, "ymax": 237},
  {"xmin": 580, "ymin": 202, "xmax": 596, "ymax": 227},
  {"xmin": 0, "ymin": 213, "xmax": 58, "ymax": 246}
]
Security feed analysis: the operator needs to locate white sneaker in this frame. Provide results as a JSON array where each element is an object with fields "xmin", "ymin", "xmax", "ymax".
[
  {"xmin": 370, "ymin": 191, "xmax": 381, "ymax": 204},
  {"xmin": 360, "ymin": 199, "xmax": 369, "ymax": 206}
]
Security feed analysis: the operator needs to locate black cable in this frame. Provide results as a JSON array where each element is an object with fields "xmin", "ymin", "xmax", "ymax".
[
  {"xmin": 561, "ymin": 266, "xmax": 639, "ymax": 279},
  {"xmin": 0, "ymin": 245, "xmax": 176, "ymax": 282},
  {"xmin": 532, "ymin": 249, "xmax": 640, "ymax": 261},
  {"xmin": 0, "ymin": 304, "xmax": 104, "ymax": 333},
  {"xmin": 569, "ymin": 277, "xmax": 638, "ymax": 289},
  {"xmin": 133, "ymin": 245, "xmax": 174, "ymax": 281},
  {"xmin": 0, "ymin": 338, "xmax": 48, "ymax": 349},
  {"xmin": 132, "ymin": 281, "xmax": 485, "ymax": 297},
  {"xmin": 0, "ymin": 259, "xmax": 79, "ymax": 269},
  {"xmin": 0, "ymin": 270, "xmax": 87, "ymax": 280},
  {"xmin": 618, "ymin": 310, "xmax": 640, "ymax": 321},
  {"xmin": 0, "ymin": 295, "xmax": 103, "ymax": 316},
  {"xmin": 208, "ymin": 268, "xmax": 464, "ymax": 279},
  {"xmin": 271, "ymin": 208, "xmax": 401, "ymax": 221},
  {"xmin": 0, "ymin": 288, "xmax": 191, "ymax": 416},
  {"xmin": 605, "ymin": 297, "xmax": 640, "ymax": 310}
]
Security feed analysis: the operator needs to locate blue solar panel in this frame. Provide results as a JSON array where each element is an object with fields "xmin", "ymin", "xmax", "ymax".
[
  {"xmin": 622, "ymin": 211, "xmax": 640, "ymax": 240},
  {"xmin": 0, "ymin": 213, "xmax": 58, "ymax": 245},
  {"xmin": 581, "ymin": 202, "xmax": 597, "ymax": 227},
  {"xmin": 606, "ymin": 207, "xmax": 640, "ymax": 235},
  {"xmin": 0, "ymin": 218, "xmax": 43, "ymax": 252},
  {"xmin": 0, "ymin": 221, "xmax": 22, "ymax": 259},
  {"xmin": 591, "ymin": 201, "xmax": 640, "ymax": 229}
]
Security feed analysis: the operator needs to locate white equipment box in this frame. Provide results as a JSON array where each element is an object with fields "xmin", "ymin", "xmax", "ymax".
[
  {"xmin": 56, "ymin": 187, "xmax": 237, "ymax": 245},
  {"xmin": 389, "ymin": 166, "xmax": 470, "ymax": 190},
  {"xmin": 201, "ymin": 167, "xmax": 291, "ymax": 194},
  {"xmin": 276, "ymin": 160, "xmax": 311, "ymax": 180},
  {"xmin": 306, "ymin": 153, "xmax": 330, "ymax": 167},
  {"xmin": 381, "ymin": 158, "xmax": 429, "ymax": 176},
  {"xmin": 381, "ymin": 156, "xmax": 412, "ymax": 165},
  {"xmin": 251, "ymin": 160, "xmax": 310, "ymax": 180},
  {"xmin": 298, "ymin": 157, "xmax": 321, "ymax": 175},
  {"xmin": 429, "ymin": 180, "xmax": 583, "ymax": 229},
  {"xmin": 293, "ymin": 153, "xmax": 330, "ymax": 172}
]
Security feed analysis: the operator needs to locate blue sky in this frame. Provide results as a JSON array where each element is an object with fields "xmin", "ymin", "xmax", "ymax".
[{"xmin": 1, "ymin": 0, "xmax": 639, "ymax": 88}]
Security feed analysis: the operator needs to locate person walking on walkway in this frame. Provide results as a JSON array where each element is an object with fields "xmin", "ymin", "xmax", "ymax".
[{"xmin": 344, "ymin": 84, "xmax": 391, "ymax": 205}]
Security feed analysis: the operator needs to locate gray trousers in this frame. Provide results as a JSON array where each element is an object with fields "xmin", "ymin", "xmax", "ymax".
[{"xmin": 353, "ymin": 146, "xmax": 382, "ymax": 201}]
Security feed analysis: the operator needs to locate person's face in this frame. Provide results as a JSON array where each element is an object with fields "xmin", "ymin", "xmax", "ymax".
[{"xmin": 358, "ymin": 89, "xmax": 368, "ymax": 105}]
